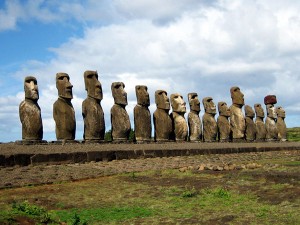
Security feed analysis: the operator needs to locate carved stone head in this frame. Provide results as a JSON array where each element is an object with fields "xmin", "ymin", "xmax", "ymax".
[
  {"xmin": 188, "ymin": 93, "xmax": 200, "ymax": 113},
  {"xmin": 171, "ymin": 93, "xmax": 186, "ymax": 113},
  {"xmin": 267, "ymin": 104, "xmax": 277, "ymax": 119},
  {"xmin": 276, "ymin": 106, "xmax": 286, "ymax": 118},
  {"xmin": 84, "ymin": 70, "xmax": 102, "ymax": 100},
  {"xmin": 245, "ymin": 105, "xmax": 255, "ymax": 118},
  {"xmin": 202, "ymin": 97, "xmax": 216, "ymax": 115},
  {"xmin": 24, "ymin": 76, "xmax": 39, "ymax": 100},
  {"xmin": 218, "ymin": 102, "xmax": 230, "ymax": 117},
  {"xmin": 56, "ymin": 73, "xmax": 73, "ymax": 99},
  {"xmin": 155, "ymin": 90, "xmax": 170, "ymax": 110},
  {"xmin": 230, "ymin": 86, "xmax": 244, "ymax": 106},
  {"xmin": 136, "ymin": 85, "xmax": 150, "ymax": 106},
  {"xmin": 111, "ymin": 82, "xmax": 127, "ymax": 106},
  {"xmin": 254, "ymin": 103, "xmax": 265, "ymax": 118}
]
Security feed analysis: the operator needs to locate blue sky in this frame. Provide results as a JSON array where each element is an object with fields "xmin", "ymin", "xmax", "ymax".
[{"xmin": 1, "ymin": 0, "xmax": 300, "ymax": 142}]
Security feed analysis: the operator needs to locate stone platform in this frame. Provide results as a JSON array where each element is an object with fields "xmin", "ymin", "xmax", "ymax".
[{"xmin": 0, "ymin": 141, "xmax": 300, "ymax": 167}]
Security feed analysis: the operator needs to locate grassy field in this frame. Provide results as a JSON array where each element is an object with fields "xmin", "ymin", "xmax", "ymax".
[
  {"xmin": 287, "ymin": 127, "xmax": 300, "ymax": 141},
  {"xmin": 0, "ymin": 155, "xmax": 299, "ymax": 225}
]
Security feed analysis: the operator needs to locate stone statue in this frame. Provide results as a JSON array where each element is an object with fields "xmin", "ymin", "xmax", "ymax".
[
  {"xmin": 53, "ymin": 73, "xmax": 76, "ymax": 141},
  {"xmin": 82, "ymin": 70, "xmax": 105, "ymax": 142},
  {"xmin": 110, "ymin": 82, "xmax": 131, "ymax": 141},
  {"xmin": 170, "ymin": 93, "xmax": 188, "ymax": 141},
  {"xmin": 229, "ymin": 86, "xmax": 245, "ymax": 142},
  {"xmin": 244, "ymin": 105, "xmax": 256, "ymax": 142},
  {"xmin": 276, "ymin": 106, "xmax": 287, "ymax": 141},
  {"xmin": 187, "ymin": 93, "xmax": 202, "ymax": 142},
  {"xmin": 202, "ymin": 97, "xmax": 217, "ymax": 142},
  {"xmin": 217, "ymin": 102, "xmax": 230, "ymax": 142},
  {"xmin": 254, "ymin": 103, "xmax": 266, "ymax": 141},
  {"xmin": 134, "ymin": 85, "xmax": 151, "ymax": 142},
  {"xmin": 19, "ymin": 76, "xmax": 43, "ymax": 142},
  {"xmin": 153, "ymin": 90, "xmax": 172, "ymax": 142},
  {"xmin": 264, "ymin": 95, "xmax": 278, "ymax": 141}
]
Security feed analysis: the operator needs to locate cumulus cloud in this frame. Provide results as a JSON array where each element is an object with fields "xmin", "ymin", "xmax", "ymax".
[{"xmin": 1, "ymin": 0, "xmax": 300, "ymax": 142}]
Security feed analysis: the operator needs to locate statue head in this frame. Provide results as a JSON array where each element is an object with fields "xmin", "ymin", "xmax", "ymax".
[
  {"xmin": 170, "ymin": 93, "xmax": 186, "ymax": 113},
  {"xmin": 266, "ymin": 104, "xmax": 277, "ymax": 119},
  {"xmin": 230, "ymin": 86, "xmax": 244, "ymax": 106},
  {"xmin": 276, "ymin": 106, "xmax": 286, "ymax": 118},
  {"xmin": 84, "ymin": 70, "xmax": 102, "ymax": 100},
  {"xmin": 202, "ymin": 97, "xmax": 216, "ymax": 115},
  {"xmin": 218, "ymin": 102, "xmax": 230, "ymax": 117},
  {"xmin": 24, "ymin": 76, "xmax": 39, "ymax": 101},
  {"xmin": 111, "ymin": 82, "xmax": 127, "ymax": 106},
  {"xmin": 254, "ymin": 103, "xmax": 265, "ymax": 118},
  {"xmin": 56, "ymin": 73, "xmax": 73, "ymax": 99},
  {"xmin": 245, "ymin": 105, "xmax": 255, "ymax": 118},
  {"xmin": 136, "ymin": 85, "xmax": 150, "ymax": 106},
  {"xmin": 155, "ymin": 90, "xmax": 170, "ymax": 110},
  {"xmin": 188, "ymin": 93, "xmax": 200, "ymax": 113}
]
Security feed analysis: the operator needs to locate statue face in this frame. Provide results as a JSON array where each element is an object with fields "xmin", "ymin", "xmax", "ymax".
[
  {"xmin": 56, "ymin": 73, "xmax": 73, "ymax": 99},
  {"xmin": 111, "ymin": 82, "xmax": 127, "ymax": 105},
  {"xmin": 24, "ymin": 76, "xmax": 39, "ymax": 100},
  {"xmin": 267, "ymin": 104, "xmax": 277, "ymax": 119},
  {"xmin": 254, "ymin": 103, "xmax": 265, "ymax": 118},
  {"xmin": 188, "ymin": 93, "xmax": 200, "ymax": 112},
  {"xmin": 245, "ymin": 105, "xmax": 255, "ymax": 118},
  {"xmin": 218, "ymin": 102, "xmax": 230, "ymax": 117},
  {"xmin": 171, "ymin": 93, "xmax": 186, "ymax": 113},
  {"xmin": 136, "ymin": 85, "xmax": 150, "ymax": 106},
  {"xmin": 276, "ymin": 106, "xmax": 286, "ymax": 118},
  {"xmin": 155, "ymin": 90, "xmax": 170, "ymax": 110},
  {"xmin": 230, "ymin": 86, "xmax": 244, "ymax": 106},
  {"xmin": 202, "ymin": 97, "xmax": 216, "ymax": 115},
  {"xmin": 84, "ymin": 71, "xmax": 103, "ymax": 100}
]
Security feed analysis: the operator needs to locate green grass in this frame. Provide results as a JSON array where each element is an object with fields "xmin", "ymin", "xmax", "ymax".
[
  {"xmin": 287, "ymin": 127, "xmax": 300, "ymax": 141},
  {"xmin": 0, "ymin": 158, "xmax": 299, "ymax": 224}
]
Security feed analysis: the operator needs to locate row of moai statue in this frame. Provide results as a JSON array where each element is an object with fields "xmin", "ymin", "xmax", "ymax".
[{"xmin": 19, "ymin": 71, "xmax": 287, "ymax": 144}]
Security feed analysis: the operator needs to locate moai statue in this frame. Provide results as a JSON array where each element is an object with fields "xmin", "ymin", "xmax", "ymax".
[
  {"xmin": 217, "ymin": 102, "xmax": 230, "ymax": 142},
  {"xmin": 229, "ymin": 86, "xmax": 245, "ymax": 142},
  {"xmin": 170, "ymin": 93, "xmax": 188, "ymax": 141},
  {"xmin": 276, "ymin": 106, "xmax": 287, "ymax": 141},
  {"xmin": 19, "ymin": 76, "xmax": 44, "ymax": 143},
  {"xmin": 82, "ymin": 70, "xmax": 105, "ymax": 142},
  {"xmin": 187, "ymin": 93, "xmax": 202, "ymax": 142},
  {"xmin": 254, "ymin": 103, "xmax": 266, "ymax": 141},
  {"xmin": 244, "ymin": 105, "xmax": 256, "ymax": 142},
  {"xmin": 264, "ymin": 95, "xmax": 278, "ymax": 141},
  {"xmin": 134, "ymin": 85, "xmax": 151, "ymax": 142},
  {"xmin": 202, "ymin": 97, "xmax": 217, "ymax": 142},
  {"xmin": 110, "ymin": 82, "xmax": 131, "ymax": 141},
  {"xmin": 153, "ymin": 90, "xmax": 172, "ymax": 142},
  {"xmin": 53, "ymin": 73, "xmax": 76, "ymax": 141}
]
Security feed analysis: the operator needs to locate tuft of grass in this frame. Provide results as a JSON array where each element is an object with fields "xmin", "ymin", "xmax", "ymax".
[{"xmin": 181, "ymin": 186, "xmax": 197, "ymax": 198}]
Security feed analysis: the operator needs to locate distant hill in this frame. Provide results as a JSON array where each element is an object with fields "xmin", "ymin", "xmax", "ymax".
[{"xmin": 287, "ymin": 127, "xmax": 300, "ymax": 141}]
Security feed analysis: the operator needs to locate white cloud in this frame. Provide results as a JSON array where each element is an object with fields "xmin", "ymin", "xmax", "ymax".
[{"xmin": 2, "ymin": 0, "xmax": 300, "ymax": 141}]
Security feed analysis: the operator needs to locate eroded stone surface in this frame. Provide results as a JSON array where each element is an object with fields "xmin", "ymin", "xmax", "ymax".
[
  {"xmin": 244, "ymin": 105, "xmax": 256, "ymax": 142},
  {"xmin": 19, "ymin": 76, "xmax": 43, "ymax": 141},
  {"xmin": 276, "ymin": 106, "xmax": 287, "ymax": 141},
  {"xmin": 53, "ymin": 73, "xmax": 76, "ymax": 140},
  {"xmin": 153, "ymin": 90, "xmax": 172, "ymax": 142},
  {"xmin": 82, "ymin": 71, "xmax": 105, "ymax": 141},
  {"xmin": 217, "ymin": 102, "xmax": 230, "ymax": 142},
  {"xmin": 265, "ymin": 96, "xmax": 278, "ymax": 141},
  {"xmin": 170, "ymin": 93, "xmax": 188, "ymax": 141},
  {"xmin": 134, "ymin": 85, "xmax": 151, "ymax": 142},
  {"xmin": 230, "ymin": 86, "xmax": 245, "ymax": 141},
  {"xmin": 188, "ymin": 93, "xmax": 202, "ymax": 142},
  {"xmin": 202, "ymin": 97, "xmax": 217, "ymax": 142},
  {"xmin": 254, "ymin": 103, "xmax": 266, "ymax": 141},
  {"xmin": 111, "ymin": 82, "xmax": 131, "ymax": 141}
]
